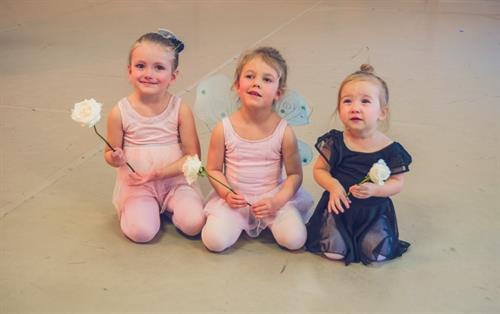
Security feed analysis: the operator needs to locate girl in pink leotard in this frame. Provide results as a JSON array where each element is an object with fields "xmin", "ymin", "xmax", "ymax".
[
  {"xmin": 201, "ymin": 47, "xmax": 314, "ymax": 252},
  {"xmin": 105, "ymin": 29, "xmax": 205, "ymax": 243}
]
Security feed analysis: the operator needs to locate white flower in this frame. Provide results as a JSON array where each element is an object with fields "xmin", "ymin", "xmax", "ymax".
[
  {"xmin": 70, "ymin": 98, "xmax": 136, "ymax": 172},
  {"xmin": 181, "ymin": 154, "xmax": 251, "ymax": 206},
  {"xmin": 182, "ymin": 155, "xmax": 204, "ymax": 185},
  {"xmin": 71, "ymin": 98, "xmax": 102, "ymax": 128},
  {"xmin": 368, "ymin": 159, "xmax": 391, "ymax": 185}
]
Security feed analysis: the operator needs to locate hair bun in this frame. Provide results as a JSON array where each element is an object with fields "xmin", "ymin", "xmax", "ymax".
[
  {"xmin": 360, "ymin": 64, "xmax": 374, "ymax": 73},
  {"xmin": 157, "ymin": 28, "xmax": 184, "ymax": 53}
]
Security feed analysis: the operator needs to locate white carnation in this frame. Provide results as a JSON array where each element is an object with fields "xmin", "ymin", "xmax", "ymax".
[
  {"xmin": 368, "ymin": 159, "xmax": 391, "ymax": 185},
  {"xmin": 182, "ymin": 155, "xmax": 203, "ymax": 185},
  {"xmin": 71, "ymin": 98, "xmax": 102, "ymax": 128}
]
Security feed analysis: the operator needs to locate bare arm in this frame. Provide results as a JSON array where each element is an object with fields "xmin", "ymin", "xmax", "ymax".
[
  {"xmin": 206, "ymin": 122, "xmax": 227, "ymax": 196},
  {"xmin": 206, "ymin": 122, "xmax": 248, "ymax": 208},
  {"xmin": 313, "ymin": 152, "xmax": 350, "ymax": 214},
  {"xmin": 155, "ymin": 102, "xmax": 201, "ymax": 178},
  {"xmin": 178, "ymin": 102, "xmax": 201, "ymax": 157},
  {"xmin": 381, "ymin": 174, "xmax": 405, "ymax": 196},
  {"xmin": 273, "ymin": 126, "xmax": 302, "ymax": 208},
  {"xmin": 313, "ymin": 154, "xmax": 338, "ymax": 193},
  {"xmin": 104, "ymin": 105, "xmax": 126, "ymax": 168},
  {"xmin": 252, "ymin": 126, "xmax": 302, "ymax": 218},
  {"xmin": 349, "ymin": 173, "xmax": 405, "ymax": 199}
]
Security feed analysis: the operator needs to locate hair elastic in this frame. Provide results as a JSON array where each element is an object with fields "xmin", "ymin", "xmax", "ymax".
[{"xmin": 158, "ymin": 28, "xmax": 185, "ymax": 53}]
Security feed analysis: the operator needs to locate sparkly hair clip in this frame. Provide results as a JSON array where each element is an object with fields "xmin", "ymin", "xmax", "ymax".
[{"xmin": 158, "ymin": 28, "xmax": 185, "ymax": 53}]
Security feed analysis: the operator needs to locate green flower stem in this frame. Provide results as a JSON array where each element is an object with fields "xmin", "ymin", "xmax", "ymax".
[
  {"xmin": 93, "ymin": 125, "xmax": 136, "ymax": 173},
  {"xmin": 199, "ymin": 167, "xmax": 251, "ymax": 206}
]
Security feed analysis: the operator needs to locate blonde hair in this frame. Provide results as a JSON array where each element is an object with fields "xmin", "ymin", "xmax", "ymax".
[
  {"xmin": 337, "ymin": 64, "xmax": 390, "ymax": 128},
  {"xmin": 234, "ymin": 46, "xmax": 288, "ymax": 92},
  {"xmin": 338, "ymin": 64, "xmax": 389, "ymax": 108},
  {"xmin": 128, "ymin": 32, "xmax": 184, "ymax": 70}
]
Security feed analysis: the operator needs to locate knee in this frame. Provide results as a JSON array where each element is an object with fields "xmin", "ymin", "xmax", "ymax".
[
  {"xmin": 173, "ymin": 210, "xmax": 206, "ymax": 237},
  {"xmin": 121, "ymin": 223, "xmax": 158, "ymax": 243},
  {"xmin": 201, "ymin": 227, "xmax": 229, "ymax": 253},
  {"xmin": 361, "ymin": 233, "xmax": 392, "ymax": 261},
  {"xmin": 120, "ymin": 197, "xmax": 159, "ymax": 243},
  {"xmin": 272, "ymin": 214, "xmax": 307, "ymax": 250},
  {"xmin": 201, "ymin": 217, "xmax": 239, "ymax": 253},
  {"xmin": 324, "ymin": 252, "xmax": 345, "ymax": 260},
  {"xmin": 275, "ymin": 228, "xmax": 307, "ymax": 251}
]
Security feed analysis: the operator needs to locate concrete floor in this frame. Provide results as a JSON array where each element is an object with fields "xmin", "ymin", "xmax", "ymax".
[{"xmin": 1, "ymin": 0, "xmax": 499, "ymax": 313}]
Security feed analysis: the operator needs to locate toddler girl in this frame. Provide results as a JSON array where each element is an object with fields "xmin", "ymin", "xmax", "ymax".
[{"xmin": 306, "ymin": 64, "xmax": 412, "ymax": 265}]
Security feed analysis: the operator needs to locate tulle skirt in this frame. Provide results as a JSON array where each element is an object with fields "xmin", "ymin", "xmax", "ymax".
[
  {"xmin": 204, "ymin": 185, "xmax": 314, "ymax": 237},
  {"xmin": 306, "ymin": 190, "xmax": 410, "ymax": 265},
  {"xmin": 112, "ymin": 144, "xmax": 189, "ymax": 217}
]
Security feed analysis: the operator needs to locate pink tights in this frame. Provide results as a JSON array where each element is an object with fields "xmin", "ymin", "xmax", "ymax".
[
  {"xmin": 202, "ymin": 206, "xmax": 306, "ymax": 252},
  {"xmin": 120, "ymin": 185, "xmax": 205, "ymax": 243}
]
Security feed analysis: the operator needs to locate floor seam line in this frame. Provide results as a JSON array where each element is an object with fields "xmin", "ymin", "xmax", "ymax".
[
  {"xmin": 0, "ymin": 145, "xmax": 101, "ymax": 219},
  {"xmin": 0, "ymin": 1, "xmax": 322, "ymax": 219}
]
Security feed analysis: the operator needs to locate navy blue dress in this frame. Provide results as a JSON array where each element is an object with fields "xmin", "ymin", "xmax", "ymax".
[{"xmin": 306, "ymin": 129, "xmax": 412, "ymax": 265}]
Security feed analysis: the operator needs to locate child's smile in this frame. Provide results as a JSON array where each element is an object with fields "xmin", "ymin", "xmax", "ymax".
[{"xmin": 128, "ymin": 42, "xmax": 176, "ymax": 96}]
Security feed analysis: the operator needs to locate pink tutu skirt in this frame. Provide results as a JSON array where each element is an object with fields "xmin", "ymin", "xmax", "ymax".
[
  {"xmin": 112, "ymin": 143, "xmax": 189, "ymax": 217},
  {"xmin": 204, "ymin": 184, "xmax": 314, "ymax": 237}
]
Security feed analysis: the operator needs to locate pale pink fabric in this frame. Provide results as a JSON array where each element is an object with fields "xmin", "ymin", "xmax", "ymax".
[
  {"xmin": 202, "ymin": 117, "xmax": 313, "ymax": 251},
  {"xmin": 112, "ymin": 96, "xmax": 205, "ymax": 242}
]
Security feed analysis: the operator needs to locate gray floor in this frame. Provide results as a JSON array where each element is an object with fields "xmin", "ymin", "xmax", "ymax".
[{"xmin": 1, "ymin": 1, "xmax": 499, "ymax": 313}]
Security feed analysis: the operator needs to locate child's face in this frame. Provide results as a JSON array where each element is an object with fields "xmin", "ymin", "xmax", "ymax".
[
  {"xmin": 338, "ymin": 80, "xmax": 387, "ymax": 134},
  {"xmin": 128, "ymin": 42, "xmax": 177, "ymax": 96},
  {"xmin": 235, "ymin": 57, "xmax": 281, "ymax": 109}
]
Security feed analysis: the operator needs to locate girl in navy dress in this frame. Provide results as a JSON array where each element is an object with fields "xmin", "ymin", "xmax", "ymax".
[{"xmin": 306, "ymin": 64, "xmax": 412, "ymax": 265}]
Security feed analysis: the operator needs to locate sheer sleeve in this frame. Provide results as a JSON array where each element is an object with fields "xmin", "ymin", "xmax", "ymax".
[
  {"xmin": 386, "ymin": 142, "xmax": 412, "ymax": 175},
  {"xmin": 315, "ymin": 129, "xmax": 343, "ymax": 167}
]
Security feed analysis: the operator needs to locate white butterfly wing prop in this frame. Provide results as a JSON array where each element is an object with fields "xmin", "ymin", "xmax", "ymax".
[
  {"xmin": 275, "ymin": 90, "xmax": 313, "ymax": 165},
  {"xmin": 194, "ymin": 74, "xmax": 313, "ymax": 164},
  {"xmin": 274, "ymin": 89, "xmax": 311, "ymax": 126},
  {"xmin": 194, "ymin": 74, "xmax": 239, "ymax": 130},
  {"xmin": 297, "ymin": 139, "xmax": 313, "ymax": 165}
]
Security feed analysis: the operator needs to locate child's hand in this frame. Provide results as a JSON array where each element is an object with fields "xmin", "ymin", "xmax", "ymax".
[
  {"xmin": 224, "ymin": 191, "xmax": 249, "ymax": 209},
  {"xmin": 348, "ymin": 182, "xmax": 378, "ymax": 199},
  {"xmin": 110, "ymin": 148, "xmax": 127, "ymax": 167},
  {"xmin": 251, "ymin": 198, "xmax": 277, "ymax": 219},
  {"xmin": 328, "ymin": 182, "xmax": 350, "ymax": 214}
]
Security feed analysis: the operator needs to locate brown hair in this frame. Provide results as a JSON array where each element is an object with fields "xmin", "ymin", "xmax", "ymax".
[
  {"xmin": 234, "ymin": 46, "xmax": 288, "ymax": 92},
  {"xmin": 128, "ymin": 32, "xmax": 184, "ymax": 70}
]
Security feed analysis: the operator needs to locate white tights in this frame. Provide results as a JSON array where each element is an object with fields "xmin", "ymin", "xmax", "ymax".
[
  {"xmin": 202, "ymin": 206, "xmax": 306, "ymax": 252},
  {"xmin": 120, "ymin": 185, "xmax": 205, "ymax": 243},
  {"xmin": 323, "ymin": 253, "xmax": 387, "ymax": 262}
]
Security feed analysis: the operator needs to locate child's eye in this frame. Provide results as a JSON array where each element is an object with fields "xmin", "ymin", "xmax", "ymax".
[
  {"xmin": 135, "ymin": 64, "xmax": 145, "ymax": 69},
  {"xmin": 264, "ymin": 77, "xmax": 273, "ymax": 83},
  {"xmin": 342, "ymin": 99, "xmax": 352, "ymax": 104},
  {"xmin": 244, "ymin": 74, "xmax": 253, "ymax": 79},
  {"xmin": 362, "ymin": 99, "xmax": 371, "ymax": 104},
  {"xmin": 155, "ymin": 65, "xmax": 166, "ymax": 71}
]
